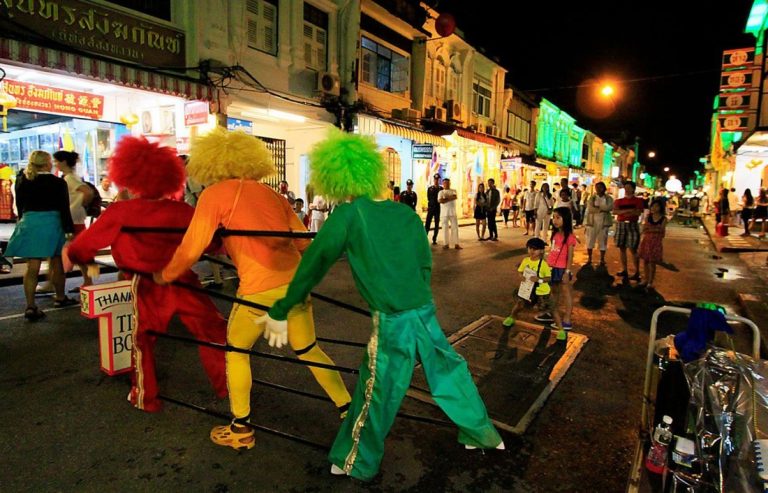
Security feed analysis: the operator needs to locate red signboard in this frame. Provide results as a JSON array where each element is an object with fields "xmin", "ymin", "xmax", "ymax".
[
  {"xmin": 184, "ymin": 100, "xmax": 209, "ymax": 126},
  {"xmin": 722, "ymin": 48, "xmax": 756, "ymax": 69},
  {"xmin": 3, "ymin": 80, "xmax": 104, "ymax": 119},
  {"xmin": 720, "ymin": 69, "xmax": 757, "ymax": 90}
]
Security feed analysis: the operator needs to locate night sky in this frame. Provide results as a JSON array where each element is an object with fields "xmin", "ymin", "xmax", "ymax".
[{"xmin": 436, "ymin": 0, "xmax": 756, "ymax": 180}]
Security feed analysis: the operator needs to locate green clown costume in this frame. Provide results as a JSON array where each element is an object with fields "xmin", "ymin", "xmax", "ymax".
[{"xmin": 267, "ymin": 131, "xmax": 503, "ymax": 481}]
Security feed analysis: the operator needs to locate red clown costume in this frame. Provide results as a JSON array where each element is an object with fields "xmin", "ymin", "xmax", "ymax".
[{"xmin": 67, "ymin": 137, "xmax": 228, "ymax": 412}]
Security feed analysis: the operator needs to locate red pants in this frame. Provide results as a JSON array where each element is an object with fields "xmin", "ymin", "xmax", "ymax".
[{"xmin": 129, "ymin": 274, "xmax": 228, "ymax": 412}]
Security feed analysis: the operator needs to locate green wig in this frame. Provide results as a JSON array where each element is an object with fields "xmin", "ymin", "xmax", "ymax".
[{"xmin": 309, "ymin": 129, "xmax": 386, "ymax": 201}]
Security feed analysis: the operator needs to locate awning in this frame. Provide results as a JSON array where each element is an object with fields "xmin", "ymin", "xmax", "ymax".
[
  {"xmin": 456, "ymin": 128, "xmax": 499, "ymax": 146},
  {"xmin": 0, "ymin": 38, "xmax": 212, "ymax": 101},
  {"xmin": 381, "ymin": 121, "xmax": 449, "ymax": 147},
  {"xmin": 536, "ymin": 157, "xmax": 568, "ymax": 175}
]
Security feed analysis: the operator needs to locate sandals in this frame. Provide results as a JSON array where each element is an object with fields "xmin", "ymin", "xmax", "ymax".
[
  {"xmin": 53, "ymin": 297, "xmax": 79, "ymax": 308},
  {"xmin": 210, "ymin": 423, "xmax": 255, "ymax": 450},
  {"xmin": 24, "ymin": 307, "xmax": 46, "ymax": 322},
  {"xmin": 0, "ymin": 264, "xmax": 11, "ymax": 274}
]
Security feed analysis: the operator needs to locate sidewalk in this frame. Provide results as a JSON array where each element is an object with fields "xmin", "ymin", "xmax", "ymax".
[
  {"xmin": 698, "ymin": 214, "xmax": 768, "ymax": 352},
  {"xmin": 700, "ymin": 214, "xmax": 768, "ymax": 253}
]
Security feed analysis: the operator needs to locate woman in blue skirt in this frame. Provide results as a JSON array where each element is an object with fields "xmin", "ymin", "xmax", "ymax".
[{"xmin": 5, "ymin": 150, "xmax": 76, "ymax": 320}]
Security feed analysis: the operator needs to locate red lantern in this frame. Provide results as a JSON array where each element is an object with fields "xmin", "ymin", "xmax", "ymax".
[{"xmin": 435, "ymin": 13, "xmax": 456, "ymax": 37}]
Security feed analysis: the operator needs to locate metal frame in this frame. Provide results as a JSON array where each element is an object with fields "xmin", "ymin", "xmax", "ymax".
[{"xmin": 628, "ymin": 305, "xmax": 762, "ymax": 492}]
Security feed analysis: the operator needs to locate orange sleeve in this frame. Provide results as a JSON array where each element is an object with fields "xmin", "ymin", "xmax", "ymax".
[{"xmin": 161, "ymin": 188, "xmax": 223, "ymax": 282}]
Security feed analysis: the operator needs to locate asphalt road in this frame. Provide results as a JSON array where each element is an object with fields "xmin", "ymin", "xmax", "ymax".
[{"xmin": 0, "ymin": 219, "xmax": 760, "ymax": 492}]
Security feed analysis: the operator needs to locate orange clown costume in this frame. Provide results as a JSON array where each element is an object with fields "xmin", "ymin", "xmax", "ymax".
[
  {"xmin": 67, "ymin": 137, "xmax": 228, "ymax": 412},
  {"xmin": 156, "ymin": 128, "xmax": 351, "ymax": 449}
]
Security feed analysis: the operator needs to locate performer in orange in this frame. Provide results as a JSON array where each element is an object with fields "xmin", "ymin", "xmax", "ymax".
[
  {"xmin": 67, "ymin": 136, "xmax": 227, "ymax": 412},
  {"xmin": 155, "ymin": 128, "xmax": 350, "ymax": 450}
]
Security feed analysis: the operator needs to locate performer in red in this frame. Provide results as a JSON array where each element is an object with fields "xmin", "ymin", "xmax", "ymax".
[{"xmin": 67, "ymin": 136, "xmax": 227, "ymax": 412}]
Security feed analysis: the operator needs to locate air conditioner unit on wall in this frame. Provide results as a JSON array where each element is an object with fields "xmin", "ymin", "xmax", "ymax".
[
  {"xmin": 445, "ymin": 99, "xmax": 462, "ymax": 121},
  {"xmin": 425, "ymin": 106, "xmax": 447, "ymax": 122},
  {"xmin": 399, "ymin": 108, "xmax": 420, "ymax": 121},
  {"xmin": 489, "ymin": 125, "xmax": 499, "ymax": 137},
  {"xmin": 476, "ymin": 122, "xmax": 486, "ymax": 134},
  {"xmin": 317, "ymin": 72, "xmax": 340, "ymax": 96}
]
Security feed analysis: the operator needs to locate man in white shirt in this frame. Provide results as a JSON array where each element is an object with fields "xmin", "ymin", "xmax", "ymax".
[
  {"xmin": 522, "ymin": 180, "xmax": 537, "ymax": 236},
  {"xmin": 309, "ymin": 194, "xmax": 328, "ymax": 232},
  {"xmin": 99, "ymin": 176, "xmax": 118, "ymax": 205},
  {"xmin": 438, "ymin": 178, "xmax": 461, "ymax": 249}
]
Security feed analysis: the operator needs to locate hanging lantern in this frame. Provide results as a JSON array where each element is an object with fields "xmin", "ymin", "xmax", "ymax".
[
  {"xmin": 435, "ymin": 13, "xmax": 456, "ymax": 37},
  {"xmin": 119, "ymin": 112, "xmax": 140, "ymax": 128},
  {"xmin": 0, "ymin": 82, "xmax": 18, "ymax": 132}
]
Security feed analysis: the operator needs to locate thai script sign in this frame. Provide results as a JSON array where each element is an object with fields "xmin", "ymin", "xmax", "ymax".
[
  {"xmin": 184, "ymin": 100, "xmax": 208, "ymax": 126},
  {"xmin": 722, "ymin": 48, "xmax": 755, "ymax": 69},
  {"xmin": 4, "ymin": 79, "xmax": 104, "ymax": 119},
  {"xmin": 1, "ymin": 0, "xmax": 185, "ymax": 67}
]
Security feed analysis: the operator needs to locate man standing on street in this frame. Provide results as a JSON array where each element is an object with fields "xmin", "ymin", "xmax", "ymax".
[
  {"xmin": 486, "ymin": 178, "xmax": 500, "ymax": 241},
  {"xmin": 439, "ymin": 177, "xmax": 461, "ymax": 249},
  {"xmin": 522, "ymin": 180, "xmax": 537, "ymax": 236},
  {"xmin": 425, "ymin": 174, "xmax": 442, "ymax": 244},
  {"xmin": 279, "ymin": 180, "xmax": 296, "ymax": 206},
  {"xmin": 613, "ymin": 180, "xmax": 645, "ymax": 283},
  {"xmin": 400, "ymin": 179, "xmax": 417, "ymax": 211}
]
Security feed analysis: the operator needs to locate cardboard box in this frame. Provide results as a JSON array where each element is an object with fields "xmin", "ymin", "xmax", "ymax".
[{"xmin": 80, "ymin": 280, "xmax": 134, "ymax": 376}]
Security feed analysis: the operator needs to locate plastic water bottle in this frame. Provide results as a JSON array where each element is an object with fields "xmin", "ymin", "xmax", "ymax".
[{"xmin": 645, "ymin": 415, "xmax": 673, "ymax": 474}]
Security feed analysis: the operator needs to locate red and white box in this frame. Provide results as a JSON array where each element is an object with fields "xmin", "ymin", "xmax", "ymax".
[{"xmin": 80, "ymin": 280, "xmax": 134, "ymax": 376}]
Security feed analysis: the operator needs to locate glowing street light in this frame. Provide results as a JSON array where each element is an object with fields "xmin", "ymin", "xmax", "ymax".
[
  {"xmin": 600, "ymin": 84, "xmax": 615, "ymax": 97},
  {"xmin": 647, "ymin": 151, "xmax": 656, "ymax": 158},
  {"xmin": 663, "ymin": 166, "xmax": 670, "ymax": 172}
]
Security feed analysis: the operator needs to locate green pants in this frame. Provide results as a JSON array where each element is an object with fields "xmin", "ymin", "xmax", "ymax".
[{"xmin": 329, "ymin": 302, "xmax": 502, "ymax": 481}]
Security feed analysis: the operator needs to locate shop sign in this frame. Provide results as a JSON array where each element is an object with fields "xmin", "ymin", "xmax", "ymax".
[
  {"xmin": 722, "ymin": 48, "xmax": 755, "ymax": 69},
  {"xmin": 3, "ymin": 79, "xmax": 104, "ymax": 119},
  {"xmin": 412, "ymin": 144, "xmax": 434, "ymax": 160},
  {"xmin": 501, "ymin": 157, "xmax": 522, "ymax": 169},
  {"xmin": 532, "ymin": 171, "xmax": 548, "ymax": 182},
  {"xmin": 184, "ymin": 100, "xmax": 209, "ymax": 126},
  {"xmin": 0, "ymin": 0, "xmax": 185, "ymax": 67},
  {"xmin": 718, "ymin": 113, "xmax": 755, "ymax": 132},
  {"xmin": 718, "ymin": 91, "xmax": 757, "ymax": 111},
  {"xmin": 227, "ymin": 117, "xmax": 253, "ymax": 134},
  {"xmin": 720, "ymin": 69, "xmax": 757, "ymax": 90}
]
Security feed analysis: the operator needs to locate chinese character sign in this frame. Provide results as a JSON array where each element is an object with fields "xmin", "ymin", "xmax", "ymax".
[{"xmin": 4, "ymin": 80, "xmax": 104, "ymax": 120}]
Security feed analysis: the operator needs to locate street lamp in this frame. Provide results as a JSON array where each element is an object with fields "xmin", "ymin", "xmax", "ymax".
[
  {"xmin": 647, "ymin": 151, "xmax": 656, "ymax": 158},
  {"xmin": 600, "ymin": 84, "xmax": 615, "ymax": 97},
  {"xmin": 663, "ymin": 166, "xmax": 670, "ymax": 172}
]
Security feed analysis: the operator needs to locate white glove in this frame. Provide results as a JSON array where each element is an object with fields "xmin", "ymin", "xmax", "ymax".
[{"xmin": 255, "ymin": 313, "xmax": 288, "ymax": 349}]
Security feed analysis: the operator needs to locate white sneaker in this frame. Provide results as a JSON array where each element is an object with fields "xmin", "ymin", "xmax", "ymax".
[
  {"xmin": 330, "ymin": 464, "xmax": 346, "ymax": 475},
  {"xmin": 465, "ymin": 441, "xmax": 505, "ymax": 450}
]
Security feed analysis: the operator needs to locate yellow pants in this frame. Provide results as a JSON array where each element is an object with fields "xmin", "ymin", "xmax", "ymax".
[{"xmin": 226, "ymin": 285, "xmax": 351, "ymax": 419}]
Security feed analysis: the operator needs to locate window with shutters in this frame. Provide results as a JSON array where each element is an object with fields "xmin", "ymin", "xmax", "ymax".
[
  {"xmin": 246, "ymin": 0, "xmax": 278, "ymax": 56},
  {"xmin": 434, "ymin": 57, "xmax": 446, "ymax": 102},
  {"xmin": 304, "ymin": 3, "xmax": 328, "ymax": 71},
  {"xmin": 472, "ymin": 79, "xmax": 492, "ymax": 118},
  {"xmin": 506, "ymin": 96, "xmax": 532, "ymax": 144},
  {"xmin": 360, "ymin": 36, "xmax": 409, "ymax": 93},
  {"xmin": 447, "ymin": 66, "xmax": 460, "ymax": 102},
  {"xmin": 425, "ymin": 57, "xmax": 433, "ymax": 97}
]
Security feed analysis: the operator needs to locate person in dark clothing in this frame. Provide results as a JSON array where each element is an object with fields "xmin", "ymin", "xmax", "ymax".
[
  {"xmin": 5, "ymin": 151, "xmax": 77, "ymax": 320},
  {"xmin": 400, "ymin": 179, "xmax": 417, "ymax": 210},
  {"xmin": 425, "ymin": 173, "xmax": 442, "ymax": 244},
  {"xmin": 486, "ymin": 178, "xmax": 501, "ymax": 241}
]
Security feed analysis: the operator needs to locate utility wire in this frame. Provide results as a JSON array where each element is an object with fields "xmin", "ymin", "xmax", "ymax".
[{"xmin": 524, "ymin": 68, "xmax": 721, "ymax": 92}]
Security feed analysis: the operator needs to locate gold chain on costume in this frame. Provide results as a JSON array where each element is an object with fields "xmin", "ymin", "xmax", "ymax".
[
  {"xmin": 343, "ymin": 312, "xmax": 380, "ymax": 472},
  {"xmin": 129, "ymin": 275, "xmax": 144, "ymax": 409}
]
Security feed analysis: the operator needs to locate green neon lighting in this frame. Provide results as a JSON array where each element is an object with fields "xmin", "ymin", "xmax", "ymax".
[{"xmin": 746, "ymin": 0, "xmax": 768, "ymax": 35}]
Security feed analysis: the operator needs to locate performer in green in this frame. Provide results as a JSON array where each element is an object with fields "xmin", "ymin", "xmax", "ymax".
[{"xmin": 260, "ymin": 130, "xmax": 504, "ymax": 481}]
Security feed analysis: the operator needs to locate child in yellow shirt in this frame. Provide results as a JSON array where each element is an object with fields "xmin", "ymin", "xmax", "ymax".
[{"xmin": 503, "ymin": 237, "xmax": 552, "ymax": 327}]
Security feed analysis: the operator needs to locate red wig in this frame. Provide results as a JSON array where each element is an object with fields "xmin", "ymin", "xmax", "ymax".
[{"xmin": 108, "ymin": 136, "xmax": 185, "ymax": 199}]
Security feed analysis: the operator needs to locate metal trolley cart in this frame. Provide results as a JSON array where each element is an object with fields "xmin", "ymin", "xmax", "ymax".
[{"xmin": 627, "ymin": 305, "xmax": 762, "ymax": 492}]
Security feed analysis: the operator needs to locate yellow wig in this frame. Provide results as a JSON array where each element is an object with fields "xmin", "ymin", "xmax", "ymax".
[{"xmin": 187, "ymin": 127, "xmax": 275, "ymax": 185}]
